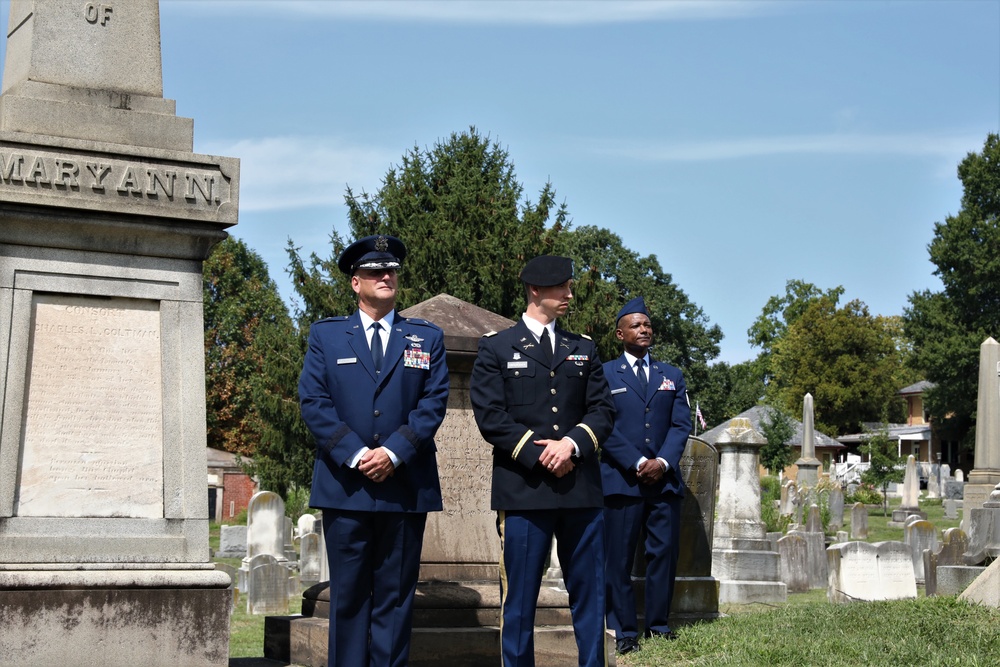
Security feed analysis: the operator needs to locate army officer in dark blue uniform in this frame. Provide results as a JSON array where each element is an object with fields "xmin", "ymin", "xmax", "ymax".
[
  {"xmin": 470, "ymin": 255, "xmax": 615, "ymax": 667},
  {"xmin": 601, "ymin": 296, "xmax": 691, "ymax": 654},
  {"xmin": 299, "ymin": 234, "xmax": 448, "ymax": 667}
]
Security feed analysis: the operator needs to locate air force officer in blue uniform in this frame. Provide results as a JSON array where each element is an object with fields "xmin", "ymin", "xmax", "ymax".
[
  {"xmin": 601, "ymin": 297, "xmax": 691, "ymax": 654},
  {"xmin": 299, "ymin": 235, "xmax": 448, "ymax": 667},
  {"xmin": 470, "ymin": 255, "xmax": 615, "ymax": 667}
]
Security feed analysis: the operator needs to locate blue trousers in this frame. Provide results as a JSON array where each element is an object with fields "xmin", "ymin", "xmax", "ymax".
[
  {"xmin": 322, "ymin": 509, "xmax": 426, "ymax": 667},
  {"xmin": 603, "ymin": 493, "xmax": 682, "ymax": 639},
  {"xmin": 497, "ymin": 508, "xmax": 607, "ymax": 667}
]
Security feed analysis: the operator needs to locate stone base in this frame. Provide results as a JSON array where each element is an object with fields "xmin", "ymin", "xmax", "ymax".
[
  {"xmin": 891, "ymin": 508, "xmax": 927, "ymax": 524},
  {"xmin": 717, "ymin": 580, "xmax": 787, "ymax": 605},
  {"xmin": 266, "ymin": 619, "xmax": 616, "ymax": 667},
  {"xmin": 267, "ymin": 581, "xmax": 617, "ymax": 666},
  {"xmin": 937, "ymin": 565, "xmax": 985, "ymax": 596},
  {"xmin": 0, "ymin": 571, "xmax": 231, "ymax": 667}
]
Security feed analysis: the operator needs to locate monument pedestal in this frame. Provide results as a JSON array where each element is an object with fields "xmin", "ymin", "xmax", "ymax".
[{"xmin": 0, "ymin": 568, "xmax": 231, "ymax": 667}]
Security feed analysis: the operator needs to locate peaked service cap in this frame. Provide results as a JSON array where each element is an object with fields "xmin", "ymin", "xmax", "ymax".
[
  {"xmin": 338, "ymin": 235, "xmax": 407, "ymax": 275},
  {"xmin": 519, "ymin": 255, "xmax": 573, "ymax": 287}
]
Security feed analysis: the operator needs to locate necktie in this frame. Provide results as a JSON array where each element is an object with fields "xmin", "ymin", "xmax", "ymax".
[
  {"xmin": 636, "ymin": 358, "xmax": 648, "ymax": 394},
  {"xmin": 370, "ymin": 322, "xmax": 384, "ymax": 373},
  {"xmin": 540, "ymin": 327, "xmax": 553, "ymax": 366}
]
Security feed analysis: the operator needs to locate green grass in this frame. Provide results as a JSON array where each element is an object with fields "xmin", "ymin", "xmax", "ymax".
[
  {"xmin": 847, "ymin": 496, "xmax": 961, "ymax": 543},
  {"xmin": 621, "ymin": 595, "xmax": 1000, "ymax": 666}
]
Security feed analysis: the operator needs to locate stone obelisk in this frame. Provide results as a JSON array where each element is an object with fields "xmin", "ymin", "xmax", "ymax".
[
  {"xmin": 965, "ymin": 338, "xmax": 1000, "ymax": 519},
  {"xmin": 0, "ymin": 3, "xmax": 237, "ymax": 666},
  {"xmin": 795, "ymin": 393, "xmax": 821, "ymax": 486}
]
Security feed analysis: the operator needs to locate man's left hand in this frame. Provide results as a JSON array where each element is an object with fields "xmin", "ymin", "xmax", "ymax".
[{"xmin": 637, "ymin": 458, "xmax": 665, "ymax": 485}]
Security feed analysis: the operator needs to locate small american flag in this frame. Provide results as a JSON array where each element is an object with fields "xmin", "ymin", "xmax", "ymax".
[{"xmin": 695, "ymin": 403, "xmax": 707, "ymax": 430}]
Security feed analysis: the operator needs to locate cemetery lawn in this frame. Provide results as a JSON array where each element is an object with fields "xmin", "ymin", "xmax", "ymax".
[{"xmin": 621, "ymin": 593, "xmax": 1000, "ymax": 666}]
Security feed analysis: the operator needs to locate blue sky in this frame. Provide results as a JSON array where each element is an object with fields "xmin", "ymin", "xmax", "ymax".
[{"xmin": 8, "ymin": 1, "xmax": 999, "ymax": 364}]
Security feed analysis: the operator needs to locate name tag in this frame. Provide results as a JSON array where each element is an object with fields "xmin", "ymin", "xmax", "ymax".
[
  {"xmin": 611, "ymin": 387, "xmax": 627, "ymax": 395},
  {"xmin": 337, "ymin": 357, "xmax": 357, "ymax": 365},
  {"xmin": 507, "ymin": 361, "xmax": 528, "ymax": 369},
  {"xmin": 404, "ymin": 349, "xmax": 431, "ymax": 370}
]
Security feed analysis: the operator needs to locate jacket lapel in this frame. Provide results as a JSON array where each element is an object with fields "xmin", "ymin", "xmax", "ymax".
[
  {"xmin": 512, "ymin": 320, "xmax": 549, "ymax": 366},
  {"xmin": 347, "ymin": 311, "xmax": 379, "ymax": 381},
  {"xmin": 617, "ymin": 354, "xmax": 643, "ymax": 397}
]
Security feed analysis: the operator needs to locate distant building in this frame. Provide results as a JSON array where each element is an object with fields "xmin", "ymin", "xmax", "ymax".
[
  {"xmin": 206, "ymin": 447, "xmax": 257, "ymax": 522},
  {"xmin": 698, "ymin": 405, "xmax": 844, "ymax": 480}
]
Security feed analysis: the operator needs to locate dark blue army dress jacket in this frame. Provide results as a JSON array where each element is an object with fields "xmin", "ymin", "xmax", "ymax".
[
  {"xmin": 299, "ymin": 310, "xmax": 448, "ymax": 513},
  {"xmin": 470, "ymin": 320, "xmax": 615, "ymax": 511},
  {"xmin": 600, "ymin": 354, "xmax": 691, "ymax": 499}
]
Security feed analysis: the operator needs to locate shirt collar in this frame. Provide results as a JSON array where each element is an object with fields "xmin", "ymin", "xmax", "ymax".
[
  {"xmin": 521, "ymin": 313, "xmax": 555, "ymax": 342},
  {"xmin": 359, "ymin": 309, "xmax": 395, "ymax": 332},
  {"xmin": 623, "ymin": 350, "xmax": 650, "ymax": 370}
]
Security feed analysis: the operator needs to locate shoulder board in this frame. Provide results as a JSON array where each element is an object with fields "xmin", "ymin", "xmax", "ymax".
[
  {"xmin": 315, "ymin": 316, "xmax": 349, "ymax": 324},
  {"xmin": 581, "ymin": 334, "xmax": 592, "ymax": 340},
  {"xmin": 482, "ymin": 331, "xmax": 498, "ymax": 337}
]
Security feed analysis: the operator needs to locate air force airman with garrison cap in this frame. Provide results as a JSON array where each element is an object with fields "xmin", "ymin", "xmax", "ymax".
[
  {"xmin": 470, "ymin": 254, "xmax": 615, "ymax": 667},
  {"xmin": 299, "ymin": 234, "xmax": 448, "ymax": 667},
  {"xmin": 601, "ymin": 295, "xmax": 691, "ymax": 654}
]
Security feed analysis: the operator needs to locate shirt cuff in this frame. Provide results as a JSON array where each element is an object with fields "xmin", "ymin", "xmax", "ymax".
[
  {"xmin": 656, "ymin": 457, "xmax": 669, "ymax": 472},
  {"xmin": 348, "ymin": 446, "xmax": 370, "ymax": 468},
  {"xmin": 636, "ymin": 456, "xmax": 648, "ymax": 471},
  {"xmin": 566, "ymin": 436, "xmax": 580, "ymax": 458}
]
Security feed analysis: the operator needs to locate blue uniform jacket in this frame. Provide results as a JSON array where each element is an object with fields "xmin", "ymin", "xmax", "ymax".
[
  {"xmin": 600, "ymin": 354, "xmax": 692, "ymax": 499},
  {"xmin": 470, "ymin": 320, "xmax": 615, "ymax": 511},
  {"xmin": 299, "ymin": 311, "xmax": 448, "ymax": 513}
]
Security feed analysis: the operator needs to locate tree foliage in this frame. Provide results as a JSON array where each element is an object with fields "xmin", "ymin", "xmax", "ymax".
[
  {"xmin": 286, "ymin": 127, "xmax": 721, "ymax": 397},
  {"xmin": 699, "ymin": 359, "xmax": 766, "ymax": 429},
  {"xmin": 758, "ymin": 404, "xmax": 796, "ymax": 475},
  {"xmin": 860, "ymin": 424, "xmax": 905, "ymax": 516},
  {"xmin": 904, "ymin": 133, "xmax": 1000, "ymax": 448},
  {"xmin": 770, "ymin": 297, "xmax": 914, "ymax": 436},
  {"xmin": 203, "ymin": 237, "xmax": 312, "ymax": 495}
]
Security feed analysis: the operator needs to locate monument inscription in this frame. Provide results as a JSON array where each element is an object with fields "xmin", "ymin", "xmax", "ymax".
[{"xmin": 16, "ymin": 293, "xmax": 163, "ymax": 517}]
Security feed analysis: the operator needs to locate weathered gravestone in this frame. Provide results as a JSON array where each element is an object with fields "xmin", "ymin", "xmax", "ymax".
[
  {"xmin": 850, "ymin": 502, "xmax": 869, "ymax": 540},
  {"xmin": 299, "ymin": 532, "xmax": 324, "ymax": 588},
  {"xmin": 0, "ymin": 3, "xmax": 236, "ymax": 665},
  {"xmin": 239, "ymin": 491, "xmax": 288, "ymax": 592},
  {"xmin": 828, "ymin": 486, "xmax": 844, "ymax": 531},
  {"xmin": 787, "ymin": 529, "xmax": 828, "ymax": 590},
  {"xmin": 827, "ymin": 541, "xmax": 917, "ymax": 603},
  {"xmin": 904, "ymin": 519, "xmax": 938, "ymax": 583},
  {"xmin": 248, "ymin": 554, "xmax": 290, "ymax": 615},
  {"xmin": 944, "ymin": 499, "xmax": 959, "ymax": 520},
  {"xmin": 217, "ymin": 524, "xmax": 248, "ymax": 559},
  {"xmin": 925, "ymin": 527, "xmax": 979, "ymax": 596},
  {"xmin": 805, "ymin": 504, "xmax": 823, "ymax": 533},
  {"xmin": 777, "ymin": 533, "xmax": 809, "ymax": 593}
]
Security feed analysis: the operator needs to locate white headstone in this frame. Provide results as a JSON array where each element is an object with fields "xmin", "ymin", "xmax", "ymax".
[
  {"xmin": 904, "ymin": 519, "xmax": 938, "ymax": 582},
  {"xmin": 245, "ymin": 491, "xmax": 287, "ymax": 562},
  {"xmin": 850, "ymin": 503, "xmax": 869, "ymax": 540},
  {"xmin": 777, "ymin": 533, "xmax": 809, "ymax": 593},
  {"xmin": 827, "ymin": 541, "xmax": 917, "ymax": 603},
  {"xmin": 247, "ymin": 554, "xmax": 290, "ymax": 615}
]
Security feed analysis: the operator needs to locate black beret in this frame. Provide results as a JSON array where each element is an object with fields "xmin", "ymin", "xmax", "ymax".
[
  {"xmin": 337, "ymin": 235, "xmax": 407, "ymax": 275},
  {"xmin": 616, "ymin": 296, "xmax": 650, "ymax": 324},
  {"xmin": 519, "ymin": 255, "xmax": 573, "ymax": 287}
]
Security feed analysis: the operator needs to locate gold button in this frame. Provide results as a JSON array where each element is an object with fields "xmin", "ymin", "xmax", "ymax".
[
  {"xmin": 553, "ymin": 424, "xmax": 560, "ymax": 431},
  {"xmin": 515, "ymin": 371, "xmax": 520, "ymax": 376},
  {"xmin": 550, "ymin": 371, "xmax": 556, "ymax": 378},
  {"xmin": 552, "ymin": 406, "xmax": 558, "ymax": 413},
  {"xmin": 550, "ymin": 388, "xmax": 557, "ymax": 395}
]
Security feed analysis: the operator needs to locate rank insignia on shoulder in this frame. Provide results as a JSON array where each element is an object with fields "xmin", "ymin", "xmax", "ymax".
[
  {"xmin": 483, "ymin": 331, "xmax": 498, "ymax": 338},
  {"xmin": 581, "ymin": 334, "xmax": 592, "ymax": 340}
]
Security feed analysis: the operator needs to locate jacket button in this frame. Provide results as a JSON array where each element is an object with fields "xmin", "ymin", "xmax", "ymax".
[
  {"xmin": 373, "ymin": 433, "xmax": 381, "ymax": 442},
  {"xmin": 374, "ymin": 410, "xmax": 381, "ymax": 417},
  {"xmin": 553, "ymin": 424, "xmax": 560, "ymax": 431},
  {"xmin": 550, "ymin": 371, "xmax": 556, "ymax": 378},
  {"xmin": 552, "ymin": 406, "xmax": 558, "ymax": 413},
  {"xmin": 550, "ymin": 388, "xmax": 557, "ymax": 395}
]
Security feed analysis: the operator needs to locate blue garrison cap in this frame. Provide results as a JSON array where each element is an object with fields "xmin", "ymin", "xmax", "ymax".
[
  {"xmin": 338, "ymin": 235, "xmax": 407, "ymax": 275},
  {"xmin": 616, "ymin": 296, "xmax": 650, "ymax": 324},
  {"xmin": 520, "ymin": 255, "xmax": 573, "ymax": 287}
]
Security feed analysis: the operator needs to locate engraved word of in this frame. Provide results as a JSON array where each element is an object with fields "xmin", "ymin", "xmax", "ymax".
[{"xmin": 84, "ymin": 3, "xmax": 113, "ymax": 26}]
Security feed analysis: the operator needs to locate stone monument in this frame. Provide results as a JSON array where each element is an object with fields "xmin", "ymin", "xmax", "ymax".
[
  {"xmin": 892, "ymin": 455, "xmax": 926, "ymax": 523},
  {"xmin": 795, "ymin": 393, "xmax": 821, "ymax": 486},
  {"xmin": 0, "ymin": 2, "xmax": 237, "ymax": 665},
  {"xmin": 710, "ymin": 418, "xmax": 786, "ymax": 604},
  {"xmin": 965, "ymin": 338, "xmax": 1000, "ymax": 514}
]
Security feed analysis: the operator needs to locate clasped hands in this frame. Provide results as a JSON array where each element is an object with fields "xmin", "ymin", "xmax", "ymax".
[
  {"xmin": 636, "ymin": 458, "xmax": 665, "ymax": 485},
  {"xmin": 536, "ymin": 438, "xmax": 575, "ymax": 478},
  {"xmin": 358, "ymin": 447, "xmax": 395, "ymax": 483}
]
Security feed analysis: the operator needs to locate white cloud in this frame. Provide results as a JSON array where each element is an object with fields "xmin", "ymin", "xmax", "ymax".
[
  {"xmin": 169, "ymin": 0, "xmax": 780, "ymax": 25},
  {"xmin": 200, "ymin": 136, "xmax": 396, "ymax": 212},
  {"xmin": 590, "ymin": 132, "xmax": 985, "ymax": 162}
]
